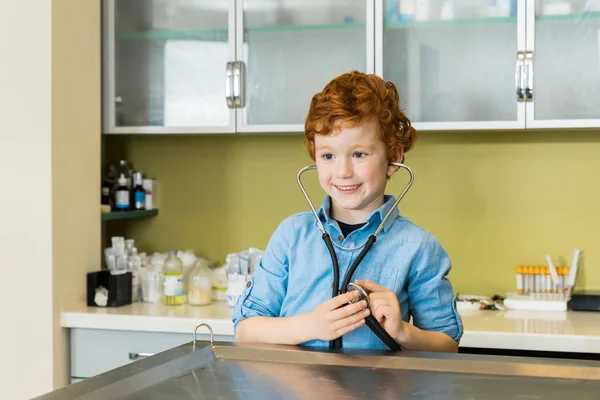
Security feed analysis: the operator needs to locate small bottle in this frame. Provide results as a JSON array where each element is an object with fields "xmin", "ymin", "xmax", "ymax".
[
  {"xmin": 115, "ymin": 173, "xmax": 130, "ymax": 211},
  {"xmin": 142, "ymin": 179, "xmax": 154, "ymax": 210},
  {"xmin": 132, "ymin": 172, "xmax": 145, "ymax": 210},
  {"xmin": 101, "ymin": 183, "xmax": 112, "ymax": 213},
  {"xmin": 118, "ymin": 160, "xmax": 134, "ymax": 190},
  {"xmin": 162, "ymin": 251, "xmax": 184, "ymax": 305}
]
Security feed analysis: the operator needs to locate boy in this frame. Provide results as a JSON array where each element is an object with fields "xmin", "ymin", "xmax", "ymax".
[{"xmin": 233, "ymin": 71, "xmax": 462, "ymax": 352}]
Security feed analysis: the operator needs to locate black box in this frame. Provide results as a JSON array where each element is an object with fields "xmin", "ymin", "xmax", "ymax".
[
  {"xmin": 87, "ymin": 270, "xmax": 132, "ymax": 307},
  {"xmin": 571, "ymin": 291, "xmax": 600, "ymax": 312}
]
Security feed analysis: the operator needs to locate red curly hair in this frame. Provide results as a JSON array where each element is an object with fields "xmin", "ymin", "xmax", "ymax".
[{"xmin": 305, "ymin": 71, "xmax": 417, "ymax": 162}]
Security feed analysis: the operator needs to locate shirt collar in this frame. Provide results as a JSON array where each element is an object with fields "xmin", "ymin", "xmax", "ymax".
[{"xmin": 317, "ymin": 195, "xmax": 399, "ymax": 233}]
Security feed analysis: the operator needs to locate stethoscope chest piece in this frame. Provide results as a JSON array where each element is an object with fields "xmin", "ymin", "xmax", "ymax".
[{"xmin": 347, "ymin": 282, "xmax": 369, "ymax": 305}]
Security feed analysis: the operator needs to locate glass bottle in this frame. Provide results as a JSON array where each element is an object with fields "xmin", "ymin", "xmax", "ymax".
[
  {"xmin": 132, "ymin": 172, "xmax": 145, "ymax": 210},
  {"xmin": 115, "ymin": 173, "xmax": 130, "ymax": 211},
  {"xmin": 162, "ymin": 251, "xmax": 184, "ymax": 305}
]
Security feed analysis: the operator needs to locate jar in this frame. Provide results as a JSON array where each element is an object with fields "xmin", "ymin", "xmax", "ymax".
[{"xmin": 188, "ymin": 260, "xmax": 213, "ymax": 306}]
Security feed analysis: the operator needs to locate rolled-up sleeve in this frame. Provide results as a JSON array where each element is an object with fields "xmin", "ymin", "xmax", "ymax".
[
  {"xmin": 232, "ymin": 219, "xmax": 290, "ymax": 332},
  {"xmin": 408, "ymin": 233, "xmax": 463, "ymax": 342}
]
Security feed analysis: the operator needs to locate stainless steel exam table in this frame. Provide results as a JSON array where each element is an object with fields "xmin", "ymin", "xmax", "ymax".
[{"xmin": 36, "ymin": 325, "xmax": 600, "ymax": 400}]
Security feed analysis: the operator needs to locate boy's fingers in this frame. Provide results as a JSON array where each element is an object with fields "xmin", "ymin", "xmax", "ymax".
[
  {"xmin": 330, "ymin": 300, "xmax": 367, "ymax": 321},
  {"xmin": 327, "ymin": 291, "xmax": 358, "ymax": 310},
  {"xmin": 335, "ymin": 319, "xmax": 366, "ymax": 337},
  {"xmin": 333, "ymin": 307, "xmax": 369, "ymax": 331},
  {"xmin": 368, "ymin": 292, "xmax": 395, "ymax": 302},
  {"xmin": 355, "ymin": 279, "xmax": 389, "ymax": 293}
]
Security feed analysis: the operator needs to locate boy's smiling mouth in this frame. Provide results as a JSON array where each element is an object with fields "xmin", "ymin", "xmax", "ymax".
[{"xmin": 334, "ymin": 184, "xmax": 362, "ymax": 193}]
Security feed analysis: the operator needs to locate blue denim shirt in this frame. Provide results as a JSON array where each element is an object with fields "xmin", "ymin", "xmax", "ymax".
[{"xmin": 232, "ymin": 195, "xmax": 463, "ymax": 350}]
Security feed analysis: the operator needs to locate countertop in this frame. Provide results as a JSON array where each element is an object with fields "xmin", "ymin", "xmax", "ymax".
[{"xmin": 61, "ymin": 302, "xmax": 600, "ymax": 354}]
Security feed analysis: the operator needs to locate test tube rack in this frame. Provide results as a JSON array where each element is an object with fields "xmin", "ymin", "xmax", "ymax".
[
  {"xmin": 504, "ymin": 264, "xmax": 572, "ymax": 311},
  {"xmin": 503, "ymin": 292, "xmax": 570, "ymax": 311}
]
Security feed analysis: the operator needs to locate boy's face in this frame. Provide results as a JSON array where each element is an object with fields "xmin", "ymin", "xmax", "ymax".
[{"xmin": 314, "ymin": 119, "xmax": 397, "ymax": 224}]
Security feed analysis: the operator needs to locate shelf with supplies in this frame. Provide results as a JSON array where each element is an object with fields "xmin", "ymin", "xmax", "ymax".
[
  {"xmin": 535, "ymin": 11, "xmax": 600, "ymax": 22},
  {"xmin": 116, "ymin": 22, "xmax": 365, "ymax": 40},
  {"xmin": 101, "ymin": 209, "xmax": 159, "ymax": 222},
  {"xmin": 384, "ymin": 16, "xmax": 517, "ymax": 29},
  {"xmin": 383, "ymin": 11, "xmax": 600, "ymax": 30}
]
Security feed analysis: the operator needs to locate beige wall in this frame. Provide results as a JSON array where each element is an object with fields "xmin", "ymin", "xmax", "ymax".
[
  {"xmin": 52, "ymin": 0, "xmax": 100, "ymax": 390},
  {"xmin": 109, "ymin": 128, "xmax": 600, "ymax": 298},
  {"xmin": 0, "ymin": 1, "xmax": 100, "ymax": 398}
]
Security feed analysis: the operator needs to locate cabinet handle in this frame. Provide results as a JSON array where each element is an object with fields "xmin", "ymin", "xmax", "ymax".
[
  {"xmin": 524, "ymin": 51, "xmax": 533, "ymax": 102},
  {"xmin": 232, "ymin": 61, "xmax": 246, "ymax": 108},
  {"xmin": 129, "ymin": 352, "xmax": 154, "ymax": 360},
  {"xmin": 226, "ymin": 62, "xmax": 234, "ymax": 108},
  {"xmin": 515, "ymin": 51, "xmax": 525, "ymax": 102}
]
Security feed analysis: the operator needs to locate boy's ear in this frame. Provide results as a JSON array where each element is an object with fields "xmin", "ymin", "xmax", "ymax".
[{"xmin": 387, "ymin": 147, "xmax": 405, "ymax": 177}]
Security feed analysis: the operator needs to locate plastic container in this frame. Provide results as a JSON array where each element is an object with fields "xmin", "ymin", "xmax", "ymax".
[{"xmin": 188, "ymin": 260, "xmax": 213, "ymax": 306}]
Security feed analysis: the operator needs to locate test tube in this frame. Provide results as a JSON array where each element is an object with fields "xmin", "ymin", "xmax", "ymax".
[
  {"xmin": 515, "ymin": 265, "xmax": 523, "ymax": 293},
  {"xmin": 527, "ymin": 266, "xmax": 534, "ymax": 294},
  {"xmin": 562, "ymin": 267, "xmax": 570, "ymax": 294},
  {"xmin": 544, "ymin": 267, "xmax": 552, "ymax": 293},
  {"xmin": 535, "ymin": 266, "xmax": 542, "ymax": 294},
  {"xmin": 546, "ymin": 255, "xmax": 560, "ymax": 293},
  {"xmin": 567, "ymin": 249, "xmax": 580, "ymax": 295}
]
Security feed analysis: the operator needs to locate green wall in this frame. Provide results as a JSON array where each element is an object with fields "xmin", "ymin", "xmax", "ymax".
[{"xmin": 106, "ymin": 129, "xmax": 600, "ymax": 296}]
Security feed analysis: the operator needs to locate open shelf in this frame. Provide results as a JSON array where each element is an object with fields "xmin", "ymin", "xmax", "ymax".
[
  {"xmin": 115, "ymin": 11, "xmax": 600, "ymax": 40},
  {"xmin": 535, "ymin": 11, "xmax": 600, "ymax": 22},
  {"xmin": 383, "ymin": 12, "xmax": 600, "ymax": 29},
  {"xmin": 116, "ymin": 22, "xmax": 365, "ymax": 40},
  {"xmin": 101, "ymin": 209, "xmax": 159, "ymax": 221},
  {"xmin": 384, "ymin": 16, "xmax": 516, "ymax": 29}
]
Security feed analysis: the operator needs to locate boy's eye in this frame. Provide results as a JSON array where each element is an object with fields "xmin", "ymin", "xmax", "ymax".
[
  {"xmin": 353, "ymin": 152, "xmax": 366, "ymax": 158},
  {"xmin": 321, "ymin": 153, "xmax": 334, "ymax": 160}
]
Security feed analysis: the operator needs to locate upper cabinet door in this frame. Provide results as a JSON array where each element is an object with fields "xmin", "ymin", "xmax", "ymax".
[
  {"xmin": 103, "ymin": 0, "xmax": 236, "ymax": 134},
  {"xmin": 236, "ymin": 0, "xmax": 374, "ymax": 133},
  {"xmin": 378, "ymin": 0, "xmax": 526, "ymax": 131},
  {"xmin": 526, "ymin": 0, "xmax": 600, "ymax": 128}
]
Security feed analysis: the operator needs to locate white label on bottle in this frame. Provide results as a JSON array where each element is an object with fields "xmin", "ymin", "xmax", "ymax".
[
  {"xmin": 144, "ymin": 193, "xmax": 153, "ymax": 210},
  {"xmin": 116, "ymin": 190, "xmax": 129, "ymax": 208},
  {"xmin": 163, "ymin": 275, "xmax": 184, "ymax": 296}
]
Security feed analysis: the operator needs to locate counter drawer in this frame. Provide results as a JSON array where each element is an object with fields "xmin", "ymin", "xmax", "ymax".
[{"xmin": 70, "ymin": 328, "xmax": 233, "ymax": 379}]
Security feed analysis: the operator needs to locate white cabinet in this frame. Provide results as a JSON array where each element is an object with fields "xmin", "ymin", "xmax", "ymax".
[
  {"xmin": 378, "ymin": 0, "xmax": 525, "ymax": 131},
  {"xmin": 378, "ymin": 0, "xmax": 600, "ymax": 131},
  {"xmin": 103, "ymin": 0, "xmax": 373, "ymax": 134},
  {"xmin": 70, "ymin": 328, "xmax": 234, "ymax": 380},
  {"xmin": 104, "ymin": 0, "xmax": 236, "ymax": 134},
  {"xmin": 526, "ymin": 0, "xmax": 600, "ymax": 128},
  {"xmin": 236, "ymin": 0, "xmax": 372, "ymax": 132},
  {"xmin": 104, "ymin": 0, "xmax": 600, "ymax": 133}
]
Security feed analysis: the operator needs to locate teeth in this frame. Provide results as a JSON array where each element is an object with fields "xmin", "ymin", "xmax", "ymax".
[{"xmin": 337, "ymin": 185, "xmax": 360, "ymax": 190}]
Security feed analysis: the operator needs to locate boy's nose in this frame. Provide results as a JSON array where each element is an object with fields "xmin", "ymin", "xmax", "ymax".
[{"xmin": 335, "ymin": 159, "xmax": 353, "ymax": 179}]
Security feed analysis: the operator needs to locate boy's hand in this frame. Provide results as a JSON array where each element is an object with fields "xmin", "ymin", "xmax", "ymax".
[
  {"xmin": 355, "ymin": 279, "xmax": 405, "ymax": 341},
  {"xmin": 306, "ymin": 291, "xmax": 370, "ymax": 341}
]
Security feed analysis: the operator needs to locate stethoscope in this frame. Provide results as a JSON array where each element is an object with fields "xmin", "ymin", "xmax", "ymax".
[{"xmin": 297, "ymin": 162, "xmax": 414, "ymax": 351}]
